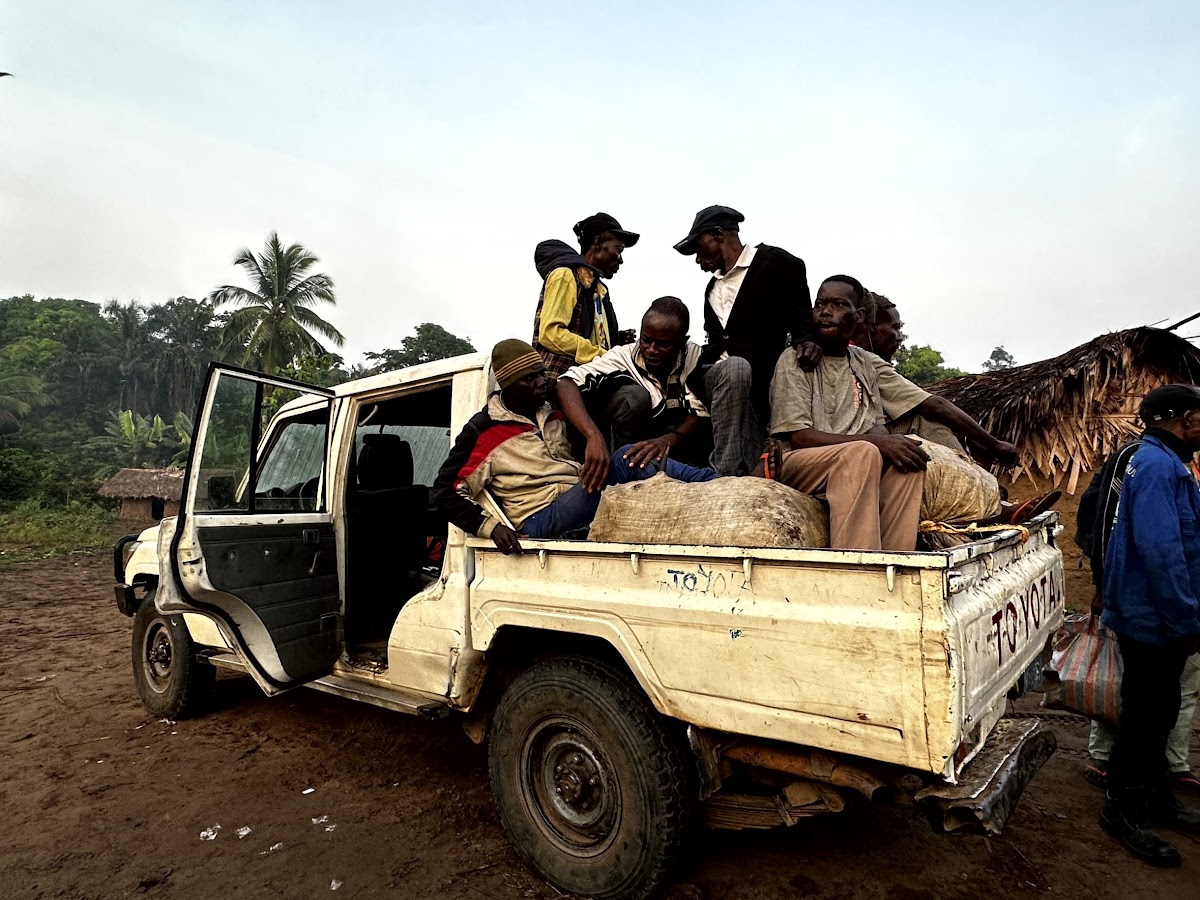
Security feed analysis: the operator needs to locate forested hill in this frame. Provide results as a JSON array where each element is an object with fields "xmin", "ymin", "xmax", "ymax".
[{"xmin": 0, "ymin": 294, "xmax": 473, "ymax": 506}]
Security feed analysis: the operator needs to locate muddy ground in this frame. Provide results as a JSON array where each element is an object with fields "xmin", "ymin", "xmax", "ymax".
[{"xmin": 1, "ymin": 551, "xmax": 1197, "ymax": 900}]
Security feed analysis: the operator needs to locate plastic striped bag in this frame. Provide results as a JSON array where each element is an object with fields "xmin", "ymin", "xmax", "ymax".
[{"xmin": 1043, "ymin": 614, "xmax": 1123, "ymax": 725}]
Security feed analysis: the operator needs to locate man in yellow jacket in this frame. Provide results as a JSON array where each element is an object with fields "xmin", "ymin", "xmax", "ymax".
[{"xmin": 532, "ymin": 213, "xmax": 638, "ymax": 378}]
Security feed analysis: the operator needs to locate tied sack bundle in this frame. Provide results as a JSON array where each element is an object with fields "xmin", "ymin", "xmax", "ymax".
[
  {"xmin": 916, "ymin": 437, "xmax": 1003, "ymax": 549},
  {"xmin": 588, "ymin": 472, "xmax": 829, "ymax": 548}
]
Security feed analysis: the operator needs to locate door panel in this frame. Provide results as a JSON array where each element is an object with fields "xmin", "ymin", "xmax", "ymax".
[
  {"xmin": 195, "ymin": 523, "xmax": 339, "ymax": 682},
  {"xmin": 164, "ymin": 364, "xmax": 341, "ymax": 692}
]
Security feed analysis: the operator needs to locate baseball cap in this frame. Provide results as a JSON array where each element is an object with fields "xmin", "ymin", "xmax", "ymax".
[
  {"xmin": 573, "ymin": 213, "xmax": 639, "ymax": 250},
  {"xmin": 673, "ymin": 205, "xmax": 745, "ymax": 254}
]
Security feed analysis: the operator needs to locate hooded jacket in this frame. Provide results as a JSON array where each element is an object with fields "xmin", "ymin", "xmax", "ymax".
[
  {"xmin": 1102, "ymin": 431, "xmax": 1200, "ymax": 645},
  {"xmin": 532, "ymin": 240, "xmax": 620, "ymax": 378}
]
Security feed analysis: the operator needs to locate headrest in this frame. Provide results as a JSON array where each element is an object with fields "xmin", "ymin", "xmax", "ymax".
[{"xmin": 358, "ymin": 433, "xmax": 413, "ymax": 491}]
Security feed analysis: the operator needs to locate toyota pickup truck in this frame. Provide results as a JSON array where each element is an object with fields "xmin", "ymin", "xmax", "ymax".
[{"xmin": 114, "ymin": 355, "xmax": 1065, "ymax": 900}]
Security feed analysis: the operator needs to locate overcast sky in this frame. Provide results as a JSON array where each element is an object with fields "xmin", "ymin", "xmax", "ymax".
[{"xmin": 2, "ymin": 1, "xmax": 1198, "ymax": 372}]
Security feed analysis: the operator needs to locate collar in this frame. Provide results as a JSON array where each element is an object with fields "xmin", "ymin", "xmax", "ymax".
[
  {"xmin": 632, "ymin": 347, "xmax": 685, "ymax": 382},
  {"xmin": 487, "ymin": 392, "xmax": 552, "ymax": 426},
  {"xmin": 716, "ymin": 241, "xmax": 756, "ymax": 279},
  {"xmin": 1145, "ymin": 427, "xmax": 1194, "ymax": 463}
]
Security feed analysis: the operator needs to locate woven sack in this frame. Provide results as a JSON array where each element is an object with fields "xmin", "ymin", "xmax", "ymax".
[
  {"xmin": 916, "ymin": 438, "xmax": 1002, "ymax": 525},
  {"xmin": 1042, "ymin": 614, "xmax": 1122, "ymax": 725},
  {"xmin": 588, "ymin": 473, "xmax": 829, "ymax": 548}
]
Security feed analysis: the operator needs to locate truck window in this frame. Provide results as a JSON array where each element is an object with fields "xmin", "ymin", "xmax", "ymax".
[
  {"xmin": 257, "ymin": 411, "xmax": 329, "ymax": 512},
  {"xmin": 193, "ymin": 375, "xmax": 331, "ymax": 514},
  {"xmin": 353, "ymin": 425, "xmax": 449, "ymax": 487}
]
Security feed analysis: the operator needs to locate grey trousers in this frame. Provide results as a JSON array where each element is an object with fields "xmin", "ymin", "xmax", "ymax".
[
  {"xmin": 587, "ymin": 383, "xmax": 654, "ymax": 449},
  {"xmin": 705, "ymin": 356, "xmax": 764, "ymax": 476}
]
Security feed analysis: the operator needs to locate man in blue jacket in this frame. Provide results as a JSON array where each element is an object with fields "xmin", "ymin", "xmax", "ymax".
[{"xmin": 1100, "ymin": 384, "xmax": 1200, "ymax": 866}]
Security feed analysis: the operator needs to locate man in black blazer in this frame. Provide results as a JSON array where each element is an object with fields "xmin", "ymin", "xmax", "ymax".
[{"xmin": 675, "ymin": 205, "xmax": 818, "ymax": 475}]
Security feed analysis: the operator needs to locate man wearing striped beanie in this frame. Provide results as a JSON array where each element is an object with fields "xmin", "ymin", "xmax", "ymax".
[{"xmin": 432, "ymin": 339, "xmax": 716, "ymax": 554}]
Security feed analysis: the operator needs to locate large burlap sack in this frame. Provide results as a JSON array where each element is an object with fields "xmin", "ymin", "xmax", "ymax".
[
  {"xmin": 588, "ymin": 473, "xmax": 829, "ymax": 548},
  {"xmin": 916, "ymin": 438, "xmax": 1002, "ymax": 525}
]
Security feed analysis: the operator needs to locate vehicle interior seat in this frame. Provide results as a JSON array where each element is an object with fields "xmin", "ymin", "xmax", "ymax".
[{"xmin": 346, "ymin": 433, "xmax": 428, "ymax": 644}]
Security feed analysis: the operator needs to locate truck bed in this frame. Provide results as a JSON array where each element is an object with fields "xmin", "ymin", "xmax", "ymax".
[{"xmin": 461, "ymin": 513, "xmax": 1065, "ymax": 780}]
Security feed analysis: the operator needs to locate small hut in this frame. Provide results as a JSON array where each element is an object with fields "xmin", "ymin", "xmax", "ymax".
[
  {"xmin": 931, "ymin": 327, "xmax": 1200, "ymax": 494},
  {"xmin": 98, "ymin": 468, "xmax": 185, "ymax": 520}
]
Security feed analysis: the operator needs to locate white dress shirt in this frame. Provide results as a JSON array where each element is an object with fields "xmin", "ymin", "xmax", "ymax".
[{"xmin": 707, "ymin": 242, "xmax": 757, "ymax": 329}]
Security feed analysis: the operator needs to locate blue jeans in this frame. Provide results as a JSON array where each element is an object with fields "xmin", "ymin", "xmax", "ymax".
[{"xmin": 520, "ymin": 444, "xmax": 717, "ymax": 539}]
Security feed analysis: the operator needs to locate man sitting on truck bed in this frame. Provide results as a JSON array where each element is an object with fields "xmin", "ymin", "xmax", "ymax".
[
  {"xmin": 433, "ymin": 339, "xmax": 717, "ymax": 554},
  {"xmin": 767, "ymin": 275, "xmax": 1014, "ymax": 552},
  {"xmin": 557, "ymin": 296, "xmax": 711, "ymax": 471}
]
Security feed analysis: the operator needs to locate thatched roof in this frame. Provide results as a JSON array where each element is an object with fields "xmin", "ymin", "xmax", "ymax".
[
  {"xmin": 930, "ymin": 327, "xmax": 1200, "ymax": 494},
  {"xmin": 98, "ymin": 467, "xmax": 185, "ymax": 500}
]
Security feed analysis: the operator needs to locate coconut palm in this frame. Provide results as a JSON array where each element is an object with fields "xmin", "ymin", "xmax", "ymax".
[
  {"xmin": 209, "ymin": 232, "xmax": 345, "ymax": 376},
  {"xmin": 103, "ymin": 299, "xmax": 149, "ymax": 411},
  {"xmin": 0, "ymin": 373, "xmax": 52, "ymax": 431}
]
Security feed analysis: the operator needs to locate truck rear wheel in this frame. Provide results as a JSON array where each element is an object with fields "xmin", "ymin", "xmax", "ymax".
[
  {"xmin": 488, "ymin": 656, "xmax": 694, "ymax": 900},
  {"xmin": 131, "ymin": 593, "xmax": 214, "ymax": 719}
]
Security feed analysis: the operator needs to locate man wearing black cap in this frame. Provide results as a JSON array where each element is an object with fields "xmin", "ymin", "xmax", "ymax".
[
  {"xmin": 1098, "ymin": 383, "xmax": 1200, "ymax": 866},
  {"xmin": 674, "ymin": 205, "xmax": 818, "ymax": 475},
  {"xmin": 532, "ymin": 213, "xmax": 638, "ymax": 380}
]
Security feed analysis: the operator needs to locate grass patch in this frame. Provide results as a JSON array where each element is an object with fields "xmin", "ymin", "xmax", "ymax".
[{"xmin": 0, "ymin": 501, "xmax": 144, "ymax": 570}]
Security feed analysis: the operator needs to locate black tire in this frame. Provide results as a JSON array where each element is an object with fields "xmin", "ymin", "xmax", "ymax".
[
  {"xmin": 488, "ymin": 656, "xmax": 695, "ymax": 900},
  {"xmin": 131, "ymin": 593, "xmax": 215, "ymax": 719}
]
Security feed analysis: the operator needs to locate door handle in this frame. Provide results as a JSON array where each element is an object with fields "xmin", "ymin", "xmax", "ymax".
[{"xmin": 308, "ymin": 550, "xmax": 322, "ymax": 576}]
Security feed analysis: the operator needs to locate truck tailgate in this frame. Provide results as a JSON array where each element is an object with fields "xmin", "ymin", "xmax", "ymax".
[{"xmin": 935, "ymin": 516, "xmax": 1065, "ymax": 778}]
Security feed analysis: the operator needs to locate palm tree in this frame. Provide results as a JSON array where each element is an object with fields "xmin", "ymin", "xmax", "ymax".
[
  {"xmin": 209, "ymin": 232, "xmax": 345, "ymax": 376},
  {"xmin": 0, "ymin": 373, "xmax": 52, "ymax": 431},
  {"xmin": 103, "ymin": 299, "xmax": 148, "ymax": 411}
]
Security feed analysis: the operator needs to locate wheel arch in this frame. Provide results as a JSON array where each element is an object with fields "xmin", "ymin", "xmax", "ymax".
[{"xmin": 465, "ymin": 625, "xmax": 675, "ymax": 735}]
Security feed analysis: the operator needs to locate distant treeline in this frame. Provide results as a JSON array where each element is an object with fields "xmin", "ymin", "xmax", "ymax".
[{"xmin": 0, "ymin": 293, "xmax": 473, "ymax": 506}]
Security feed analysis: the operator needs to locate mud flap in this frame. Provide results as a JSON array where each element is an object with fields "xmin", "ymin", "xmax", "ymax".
[{"xmin": 917, "ymin": 718, "xmax": 1056, "ymax": 836}]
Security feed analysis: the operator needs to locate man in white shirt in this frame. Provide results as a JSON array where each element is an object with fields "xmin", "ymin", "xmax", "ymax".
[{"xmin": 557, "ymin": 297, "xmax": 712, "ymax": 487}]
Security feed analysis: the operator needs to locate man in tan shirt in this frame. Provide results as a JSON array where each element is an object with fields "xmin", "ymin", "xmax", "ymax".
[{"xmin": 769, "ymin": 275, "xmax": 1017, "ymax": 551}]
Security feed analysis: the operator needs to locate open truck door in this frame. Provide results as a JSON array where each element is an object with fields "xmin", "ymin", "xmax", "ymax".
[{"xmin": 160, "ymin": 364, "xmax": 340, "ymax": 695}]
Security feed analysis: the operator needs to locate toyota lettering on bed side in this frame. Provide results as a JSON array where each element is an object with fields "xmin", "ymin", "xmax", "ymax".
[{"xmin": 992, "ymin": 570, "xmax": 1063, "ymax": 667}]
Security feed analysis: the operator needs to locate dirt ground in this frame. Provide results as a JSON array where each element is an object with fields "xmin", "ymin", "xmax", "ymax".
[{"xmin": 2, "ymin": 551, "xmax": 1197, "ymax": 900}]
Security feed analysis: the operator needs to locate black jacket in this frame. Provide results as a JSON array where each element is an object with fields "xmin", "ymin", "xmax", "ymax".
[
  {"xmin": 1075, "ymin": 438, "xmax": 1144, "ymax": 585},
  {"xmin": 699, "ymin": 244, "xmax": 814, "ymax": 409}
]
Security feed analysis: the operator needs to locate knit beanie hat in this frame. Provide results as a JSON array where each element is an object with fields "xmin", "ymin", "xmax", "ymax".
[{"xmin": 492, "ymin": 339, "xmax": 545, "ymax": 389}]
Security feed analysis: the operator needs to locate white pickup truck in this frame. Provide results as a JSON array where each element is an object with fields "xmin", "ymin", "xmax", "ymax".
[{"xmin": 114, "ymin": 355, "xmax": 1065, "ymax": 900}]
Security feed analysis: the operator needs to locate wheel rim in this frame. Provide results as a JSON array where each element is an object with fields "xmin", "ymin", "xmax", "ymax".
[
  {"xmin": 142, "ymin": 620, "xmax": 175, "ymax": 694},
  {"xmin": 520, "ymin": 716, "xmax": 621, "ymax": 858}
]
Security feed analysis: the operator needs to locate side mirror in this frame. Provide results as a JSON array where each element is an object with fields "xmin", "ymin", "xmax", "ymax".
[{"xmin": 207, "ymin": 475, "xmax": 236, "ymax": 510}]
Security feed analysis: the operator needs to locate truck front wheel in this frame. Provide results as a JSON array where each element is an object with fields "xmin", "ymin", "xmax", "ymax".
[
  {"xmin": 131, "ymin": 593, "xmax": 214, "ymax": 719},
  {"xmin": 488, "ymin": 656, "xmax": 694, "ymax": 900}
]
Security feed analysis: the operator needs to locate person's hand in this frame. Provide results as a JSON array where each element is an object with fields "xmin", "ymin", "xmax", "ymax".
[
  {"xmin": 491, "ymin": 523, "xmax": 523, "ymax": 555},
  {"xmin": 987, "ymin": 439, "xmax": 1020, "ymax": 467},
  {"xmin": 870, "ymin": 434, "xmax": 930, "ymax": 472},
  {"xmin": 581, "ymin": 434, "xmax": 611, "ymax": 492},
  {"xmin": 795, "ymin": 341, "xmax": 823, "ymax": 371},
  {"xmin": 1089, "ymin": 586, "xmax": 1104, "ymax": 617},
  {"xmin": 617, "ymin": 329, "xmax": 637, "ymax": 346},
  {"xmin": 623, "ymin": 434, "xmax": 676, "ymax": 470}
]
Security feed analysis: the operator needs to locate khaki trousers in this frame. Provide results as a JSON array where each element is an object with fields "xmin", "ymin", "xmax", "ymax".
[{"xmin": 778, "ymin": 441, "xmax": 925, "ymax": 551}]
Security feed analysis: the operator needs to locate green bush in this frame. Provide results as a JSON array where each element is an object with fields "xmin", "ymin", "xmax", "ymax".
[{"xmin": 0, "ymin": 500, "xmax": 125, "ymax": 568}]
